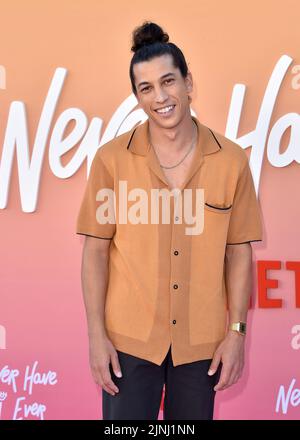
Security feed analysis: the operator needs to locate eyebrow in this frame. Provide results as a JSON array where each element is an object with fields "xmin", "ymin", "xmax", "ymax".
[{"xmin": 137, "ymin": 72, "xmax": 175, "ymax": 89}]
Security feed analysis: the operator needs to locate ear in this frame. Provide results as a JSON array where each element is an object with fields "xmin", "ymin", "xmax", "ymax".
[{"xmin": 185, "ymin": 71, "xmax": 193, "ymax": 94}]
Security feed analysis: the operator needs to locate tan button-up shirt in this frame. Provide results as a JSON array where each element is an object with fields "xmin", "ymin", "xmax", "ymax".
[{"xmin": 76, "ymin": 115, "xmax": 263, "ymax": 366}]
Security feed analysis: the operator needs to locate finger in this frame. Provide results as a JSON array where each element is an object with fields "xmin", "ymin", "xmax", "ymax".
[
  {"xmin": 220, "ymin": 365, "xmax": 239, "ymax": 390},
  {"xmin": 100, "ymin": 365, "xmax": 119, "ymax": 394},
  {"xmin": 110, "ymin": 352, "xmax": 123, "ymax": 378},
  {"xmin": 102, "ymin": 383, "xmax": 116, "ymax": 396},
  {"xmin": 92, "ymin": 372, "xmax": 116, "ymax": 396},
  {"xmin": 91, "ymin": 369, "xmax": 115, "ymax": 395},
  {"xmin": 228, "ymin": 362, "xmax": 243, "ymax": 385},
  {"xmin": 213, "ymin": 368, "xmax": 231, "ymax": 391},
  {"xmin": 233, "ymin": 365, "xmax": 243, "ymax": 383},
  {"xmin": 225, "ymin": 367, "xmax": 239, "ymax": 389},
  {"xmin": 208, "ymin": 353, "xmax": 221, "ymax": 376}
]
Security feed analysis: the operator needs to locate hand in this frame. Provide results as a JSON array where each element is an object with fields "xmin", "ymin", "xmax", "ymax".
[
  {"xmin": 208, "ymin": 331, "xmax": 245, "ymax": 391},
  {"xmin": 89, "ymin": 333, "xmax": 123, "ymax": 396}
]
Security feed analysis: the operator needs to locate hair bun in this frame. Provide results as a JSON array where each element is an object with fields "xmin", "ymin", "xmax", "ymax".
[{"xmin": 131, "ymin": 21, "xmax": 169, "ymax": 53}]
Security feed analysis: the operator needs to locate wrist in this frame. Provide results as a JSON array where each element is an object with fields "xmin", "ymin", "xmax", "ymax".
[
  {"xmin": 227, "ymin": 329, "xmax": 246, "ymax": 338},
  {"xmin": 88, "ymin": 326, "xmax": 107, "ymax": 339}
]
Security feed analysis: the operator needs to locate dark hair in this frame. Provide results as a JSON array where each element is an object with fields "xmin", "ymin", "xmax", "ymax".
[{"xmin": 129, "ymin": 21, "xmax": 188, "ymax": 95}]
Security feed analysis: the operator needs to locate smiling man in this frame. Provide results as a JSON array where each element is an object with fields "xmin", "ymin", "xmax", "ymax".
[{"xmin": 76, "ymin": 21, "xmax": 263, "ymax": 420}]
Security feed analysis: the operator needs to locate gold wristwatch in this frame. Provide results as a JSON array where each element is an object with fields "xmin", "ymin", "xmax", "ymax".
[{"xmin": 229, "ymin": 321, "xmax": 246, "ymax": 335}]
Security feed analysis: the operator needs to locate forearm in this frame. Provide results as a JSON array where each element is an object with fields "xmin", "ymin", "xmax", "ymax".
[
  {"xmin": 224, "ymin": 242, "xmax": 253, "ymax": 328},
  {"xmin": 81, "ymin": 242, "xmax": 109, "ymax": 338}
]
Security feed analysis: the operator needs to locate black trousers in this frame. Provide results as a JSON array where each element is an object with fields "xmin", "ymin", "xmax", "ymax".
[{"xmin": 102, "ymin": 346, "xmax": 222, "ymax": 420}]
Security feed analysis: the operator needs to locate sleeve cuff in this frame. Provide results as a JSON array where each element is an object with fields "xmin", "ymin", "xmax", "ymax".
[
  {"xmin": 226, "ymin": 239, "xmax": 262, "ymax": 245},
  {"xmin": 76, "ymin": 232, "xmax": 113, "ymax": 240}
]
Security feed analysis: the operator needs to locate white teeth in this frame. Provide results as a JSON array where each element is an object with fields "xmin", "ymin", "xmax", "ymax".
[{"xmin": 156, "ymin": 105, "xmax": 174, "ymax": 114}]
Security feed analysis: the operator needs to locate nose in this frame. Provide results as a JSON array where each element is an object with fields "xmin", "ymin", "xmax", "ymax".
[{"xmin": 154, "ymin": 86, "xmax": 168, "ymax": 103}]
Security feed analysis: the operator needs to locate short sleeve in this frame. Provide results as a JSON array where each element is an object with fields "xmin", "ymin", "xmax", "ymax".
[
  {"xmin": 76, "ymin": 151, "xmax": 116, "ymax": 240},
  {"xmin": 226, "ymin": 157, "xmax": 263, "ymax": 245}
]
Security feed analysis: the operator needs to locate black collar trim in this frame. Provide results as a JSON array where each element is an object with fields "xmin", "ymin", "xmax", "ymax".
[{"xmin": 208, "ymin": 128, "xmax": 222, "ymax": 149}]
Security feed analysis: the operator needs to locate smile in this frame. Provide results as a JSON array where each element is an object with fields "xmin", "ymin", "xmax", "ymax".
[{"xmin": 155, "ymin": 105, "xmax": 175, "ymax": 115}]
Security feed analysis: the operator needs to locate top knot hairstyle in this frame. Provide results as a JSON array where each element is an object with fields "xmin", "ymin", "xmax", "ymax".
[{"xmin": 129, "ymin": 21, "xmax": 189, "ymax": 95}]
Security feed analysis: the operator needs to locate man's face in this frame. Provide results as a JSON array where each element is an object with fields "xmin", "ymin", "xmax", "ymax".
[{"xmin": 133, "ymin": 54, "xmax": 193, "ymax": 128}]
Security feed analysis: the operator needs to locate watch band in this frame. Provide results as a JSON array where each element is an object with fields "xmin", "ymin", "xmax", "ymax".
[{"xmin": 230, "ymin": 321, "xmax": 246, "ymax": 335}]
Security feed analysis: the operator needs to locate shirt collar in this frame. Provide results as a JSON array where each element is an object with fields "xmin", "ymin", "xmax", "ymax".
[
  {"xmin": 125, "ymin": 115, "xmax": 222, "ymax": 157},
  {"xmin": 125, "ymin": 115, "xmax": 222, "ymax": 189}
]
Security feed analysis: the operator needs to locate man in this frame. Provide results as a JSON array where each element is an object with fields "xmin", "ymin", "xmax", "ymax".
[{"xmin": 76, "ymin": 22, "xmax": 263, "ymax": 420}]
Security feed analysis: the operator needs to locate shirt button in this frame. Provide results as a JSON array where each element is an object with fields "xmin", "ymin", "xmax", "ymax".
[
  {"xmin": 173, "ymin": 284, "xmax": 178, "ymax": 289},
  {"xmin": 172, "ymin": 320, "xmax": 176, "ymax": 324},
  {"xmin": 174, "ymin": 250, "xmax": 179, "ymax": 256}
]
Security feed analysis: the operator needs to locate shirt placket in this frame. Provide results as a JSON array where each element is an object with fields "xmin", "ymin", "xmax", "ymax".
[{"xmin": 169, "ymin": 193, "xmax": 185, "ymax": 341}]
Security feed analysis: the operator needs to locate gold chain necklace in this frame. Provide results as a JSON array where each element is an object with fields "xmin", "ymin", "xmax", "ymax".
[{"xmin": 150, "ymin": 121, "xmax": 198, "ymax": 170}]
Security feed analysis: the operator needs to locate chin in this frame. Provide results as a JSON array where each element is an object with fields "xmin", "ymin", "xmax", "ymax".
[{"xmin": 151, "ymin": 113, "xmax": 180, "ymax": 127}]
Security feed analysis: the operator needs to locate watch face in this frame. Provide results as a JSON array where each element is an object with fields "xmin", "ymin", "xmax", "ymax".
[{"xmin": 239, "ymin": 322, "xmax": 246, "ymax": 333}]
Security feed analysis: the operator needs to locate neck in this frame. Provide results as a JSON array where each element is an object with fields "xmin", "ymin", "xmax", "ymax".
[{"xmin": 148, "ymin": 114, "xmax": 197, "ymax": 154}]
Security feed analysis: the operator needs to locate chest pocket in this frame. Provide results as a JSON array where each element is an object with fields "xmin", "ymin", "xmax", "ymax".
[
  {"xmin": 202, "ymin": 200, "xmax": 232, "ymax": 243},
  {"xmin": 204, "ymin": 202, "xmax": 232, "ymax": 214}
]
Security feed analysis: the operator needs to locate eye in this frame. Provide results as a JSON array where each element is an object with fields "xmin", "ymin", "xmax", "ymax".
[
  {"xmin": 141, "ymin": 86, "xmax": 150, "ymax": 93},
  {"xmin": 164, "ymin": 78, "xmax": 174, "ymax": 84}
]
